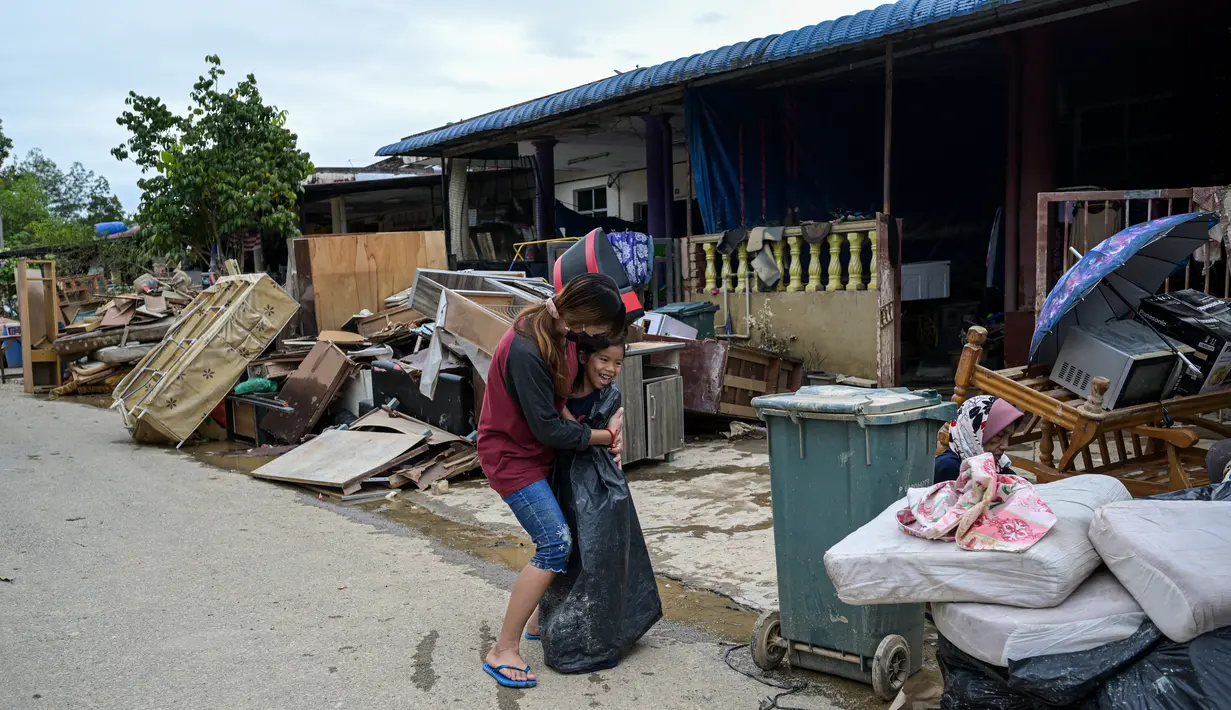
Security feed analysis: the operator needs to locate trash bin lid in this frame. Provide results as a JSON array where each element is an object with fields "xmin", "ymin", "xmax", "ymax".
[
  {"xmin": 752, "ymin": 385, "xmax": 950, "ymax": 422},
  {"xmin": 653, "ymin": 301, "xmax": 720, "ymax": 316}
]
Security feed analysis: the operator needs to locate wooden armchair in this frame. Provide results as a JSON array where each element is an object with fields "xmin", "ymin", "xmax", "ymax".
[{"xmin": 948, "ymin": 326, "xmax": 1231, "ymax": 497}]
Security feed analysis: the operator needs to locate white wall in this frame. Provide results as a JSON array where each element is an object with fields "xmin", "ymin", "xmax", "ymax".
[{"xmin": 553, "ymin": 161, "xmax": 691, "ymax": 231}]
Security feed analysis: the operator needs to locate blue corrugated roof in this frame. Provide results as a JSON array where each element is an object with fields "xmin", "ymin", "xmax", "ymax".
[{"xmin": 376, "ymin": 0, "xmax": 1022, "ymax": 156}]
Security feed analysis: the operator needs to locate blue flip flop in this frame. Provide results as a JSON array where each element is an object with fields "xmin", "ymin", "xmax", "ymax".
[
  {"xmin": 483, "ymin": 663, "xmax": 537, "ymax": 689},
  {"xmin": 523, "ymin": 631, "xmax": 541, "ymax": 641}
]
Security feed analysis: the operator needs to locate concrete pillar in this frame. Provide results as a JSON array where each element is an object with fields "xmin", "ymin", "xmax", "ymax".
[
  {"xmin": 329, "ymin": 196, "xmax": 347, "ymax": 234},
  {"xmin": 1017, "ymin": 26, "xmax": 1056, "ymax": 312},
  {"xmin": 643, "ymin": 115, "xmax": 668, "ymax": 242},
  {"xmin": 532, "ymin": 139, "xmax": 557, "ymax": 239},
  {"xmin": 661, "ymin": 116, "xmax": 675, "ymax": 239},
  {"xmin": 1003, "ymin": 33, "xmax": 1022, "ymax": 313},
  {"xmin": 447, "ymin": 157, "xmax": 474, "ymax": 259}
]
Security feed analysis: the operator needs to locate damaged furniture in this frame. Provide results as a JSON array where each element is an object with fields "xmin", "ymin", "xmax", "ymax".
[
  {"xmin": 647, "ymin": 334, "xmax": 804, "ymax": 421},
  {"xmin": 616, "ymin": 341, "xmax": 686, "ymax": 465},
  {"xmin": 951, "ymin": 325, "xmax": 1229, "ymax": 496},
  {"xmin": 111, "ymin": 273, "xmax": 299, "ymax": 444},
  {"xmin": 16, "ymin": 259, "xmax": 63, "ymax": 393}
]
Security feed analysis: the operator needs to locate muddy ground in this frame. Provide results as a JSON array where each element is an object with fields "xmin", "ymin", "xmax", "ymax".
[{"xmin": 1, "ymin": 385, "xmax": 928, "ymax": 709}]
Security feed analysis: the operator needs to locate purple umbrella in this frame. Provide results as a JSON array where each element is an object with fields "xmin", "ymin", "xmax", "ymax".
[{"xmin": 1030, "ymin": 212, "xmax": 1217, "ymax": 364}]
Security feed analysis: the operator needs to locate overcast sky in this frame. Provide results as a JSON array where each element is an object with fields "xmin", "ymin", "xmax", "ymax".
[{"xmin": 2, "ymin": 0, "xmax": 872, "ymax": 211}]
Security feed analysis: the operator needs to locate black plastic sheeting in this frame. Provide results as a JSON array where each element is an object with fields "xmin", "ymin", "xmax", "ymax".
[
  {"xmin": 939, "ymin": 481, "xmax": 1231, "ymax": 710},
  {"xmin": 539, "ymin": 385, "xmax": 662, "ymax": 674},
  {"xmin": 1148, "ymin": 479, "xmax": 1231, "ymax": 502},
  {"xmin": 1095, "ymin": 627, "xmax": 1231, "ymax": 709}
]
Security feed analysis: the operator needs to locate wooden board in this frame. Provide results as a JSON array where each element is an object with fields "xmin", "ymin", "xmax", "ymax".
[
  {"xmin": 438, "ymin": 288, "xmax": 514, "ymax": 355},
  {"xmin": 17, "ymin": 260, "xmax": 61, "ymax": 393},
  {"xmin": 53, "ymin": 318, "xmax": 174, "ymax": 357},
  {"xmin": 260, "ymin": 342, "xmax": 354, "ymax": 443},
  {"xmin": 251, "ymin": 429, "xmax": 425, "ymax": 493},
  {"xmin": 298, "ymin": 231, "xmax": 447, "ymax": 332}
]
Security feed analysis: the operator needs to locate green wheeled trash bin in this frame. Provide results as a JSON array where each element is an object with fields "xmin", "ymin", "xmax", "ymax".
[{"xmin": 750, "ymin": 385, "xmax": 955, "ymax": 700}]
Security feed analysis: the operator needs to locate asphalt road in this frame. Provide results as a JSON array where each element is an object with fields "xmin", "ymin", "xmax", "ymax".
[{"xmin": 0, "ymin": 387, "xmax": 845, "ymax": 710}]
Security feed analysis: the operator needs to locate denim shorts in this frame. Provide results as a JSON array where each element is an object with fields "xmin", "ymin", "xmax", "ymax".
[{"xmin": 502, "ymin": 479, "xmax": 572, "ymax": 574}]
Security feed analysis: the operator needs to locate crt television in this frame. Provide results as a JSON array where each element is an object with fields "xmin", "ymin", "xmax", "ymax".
[{"xmin": 1050, "ymin": 320, "xmax": 1189, "ymax": 410}]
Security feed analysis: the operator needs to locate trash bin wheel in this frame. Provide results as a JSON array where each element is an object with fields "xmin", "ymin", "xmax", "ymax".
[
  {"xmin": 750, "ymin": 610, "xmax": 786, "ymax": 671},
  {"xmin": 871, "ymin": 634, "xmax": 910, "ymax": 701}
]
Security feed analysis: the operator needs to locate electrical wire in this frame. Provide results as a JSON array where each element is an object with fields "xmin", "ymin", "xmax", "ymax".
[{"xmin": 722, "ymin": 643, "xmax": 809, "ymax": 710}]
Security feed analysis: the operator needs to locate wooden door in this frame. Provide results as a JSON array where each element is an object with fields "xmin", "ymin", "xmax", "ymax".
[{"xmin": 646, "ymin": 375, "xmax": 685, "ymax": 459}]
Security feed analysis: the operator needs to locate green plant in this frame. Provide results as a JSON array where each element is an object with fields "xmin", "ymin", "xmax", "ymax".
[{"xmin": 112, "ymin": 55, "xmax": 314, "ymax": 255}]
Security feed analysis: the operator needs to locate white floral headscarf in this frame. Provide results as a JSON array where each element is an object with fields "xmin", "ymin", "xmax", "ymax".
[{"xmin": 948, "ymin": 395, "xmax": 1012, "ymax": 469}]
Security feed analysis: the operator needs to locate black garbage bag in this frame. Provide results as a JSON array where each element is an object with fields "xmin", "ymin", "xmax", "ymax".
[
  {"xmin": 539, "ymin": 385, "xmax": 663, "ymax": 674},
  {"xmin": 939, "ymin": 622, "xmax": 1164, "ymax": 710},
  {"xmin": 1008, "ymin": 620, "xmax": 1163, "ymax": 706},
  {"xmin": 1093, "ymin": 626, "xmax": 1231, "ymax": 709},
  {"xmin": 938, "ymin": 634, "xmax": 1057, "ymax": 710},
  {"xmin": 1147, "ymin": 480, "xmax": 1231, "ymax": 502}
]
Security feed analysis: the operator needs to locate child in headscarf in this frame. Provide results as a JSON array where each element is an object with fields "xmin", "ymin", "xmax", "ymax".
[{"xmin": 934, "ymin": 395, "xmax": 1025, "ymax": 485}]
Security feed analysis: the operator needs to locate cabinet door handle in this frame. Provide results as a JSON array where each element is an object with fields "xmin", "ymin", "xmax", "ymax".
[{"xmin": 649, "ymin": 394, "xmax": 656, "ymax": 419}]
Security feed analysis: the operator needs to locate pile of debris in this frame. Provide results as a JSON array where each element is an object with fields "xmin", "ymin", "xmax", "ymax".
[
  {"xmin": 50, "ymin": 268, "xmax": 200, "ymax": 398},
  {"xmin": 104, "ymin": 267, "xmax": 553, "ymax": 499}
]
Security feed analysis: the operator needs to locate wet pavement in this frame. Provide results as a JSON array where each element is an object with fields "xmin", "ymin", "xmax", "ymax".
[
  {"xmin": 403, "ymin": 437, "xmax": 781, "ymax": 615},
  {"xmin": 1, "ymin": 385, "xmax": 894, "ymax": 709}
]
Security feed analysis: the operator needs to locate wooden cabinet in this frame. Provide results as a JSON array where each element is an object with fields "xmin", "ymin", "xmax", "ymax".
[{"xmin": 615, "ymin": 341, "xmax": 687, "ymax": 465}]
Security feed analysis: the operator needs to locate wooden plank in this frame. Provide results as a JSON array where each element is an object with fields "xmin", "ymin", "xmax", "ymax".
[
  {"xmin": 874, "ymin": 212, "xmax": 899, "ymax": 387},
  {"xmin": 723, "ymin": 375, "xmax": 768, "ymax": 393},
  {"xmin": 719, "ymin": 402, "xmax": 760, "ymax": 419},
  {"xmin": 260, "ymin": 342, "xmax": 354, "ymax": 443},
  {"xmin": 453, "ymin": 290, "xmax": 515, "ymax": 307},
  {"xmin": 439, "ymin": 288, "xmax": 513, "ymax": 355},
  {"xmin": 252, "ymin": 429, "xmax": 425, "ymax": 493},
  {"xmin": 299, "ymin": 231, "xmax": 447, "ymax": 332}
]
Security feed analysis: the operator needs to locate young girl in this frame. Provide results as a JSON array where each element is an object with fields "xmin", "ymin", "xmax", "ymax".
[
  {"xmin": 477, "ymin": 273, "xmax": 627, "ymax": 689},
  {"xmin": 935, "ymin": 395, "xmax": 1024, "ymax": 484},
  {"xmin": 565, "ymin": 339, "xmax": 626, "ymax": 423}
]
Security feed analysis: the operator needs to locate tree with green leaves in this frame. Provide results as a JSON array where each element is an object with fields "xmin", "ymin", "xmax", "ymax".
[
  {"xmin": 112, "ymin": 55, "xmax": 313, "ymax": 262},
  {"xmin": 0, "ymin": 119, "xmax": 12, "ymax": 168},
  {"xmin": 15, "ymin": 148, "xmax": 125, "ymax": 225}
]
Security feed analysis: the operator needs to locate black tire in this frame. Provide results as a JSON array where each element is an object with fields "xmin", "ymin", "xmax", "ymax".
[
  {"xmin": 871, "ymin": 634, "xmax": 911, "ymax": 701},
  {"xmin": 750, "ymin": 610, "xmax": 786, "ymax": 671}
]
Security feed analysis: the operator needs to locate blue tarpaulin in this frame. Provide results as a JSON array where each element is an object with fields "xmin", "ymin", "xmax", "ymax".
[{"xmin": 686, "ymin": 87, "xmax": 849, "ymax": 233}]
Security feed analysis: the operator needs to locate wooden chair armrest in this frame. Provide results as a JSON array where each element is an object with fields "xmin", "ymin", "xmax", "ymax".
[{"xmin": 1129, "ymin": 425, "xmax": 1200, "ymax": 449}]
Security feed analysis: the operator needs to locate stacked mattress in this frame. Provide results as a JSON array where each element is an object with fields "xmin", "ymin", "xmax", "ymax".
[
  {"xmin": 931, "ymin": 568, "xmax": 1145, "ymax": 666},
  {"xmin": 1089, "ymin": 500, "xmax": 1231, "ymax": 643},
  {"xmin": 825, "ymin": 475, "xmax": 1132, "ymax": 608}
]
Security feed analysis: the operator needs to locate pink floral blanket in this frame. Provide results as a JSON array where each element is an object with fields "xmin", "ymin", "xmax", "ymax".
[{"xmin": 896, "ymin": 453, "xmax": 1056, "ymax": 552}]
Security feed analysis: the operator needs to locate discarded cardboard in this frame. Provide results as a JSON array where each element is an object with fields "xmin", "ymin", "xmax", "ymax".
[
  {"xmin": 112, "ymin": 274, "xmax": 299, "ymax": 444},
  {"xmin": 259, "ymin": 341, "xmax": 354, "ymax": 443},
  {"xmin": 250, "ymin": 428, "xmax": 426, "ymax": 494}
]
